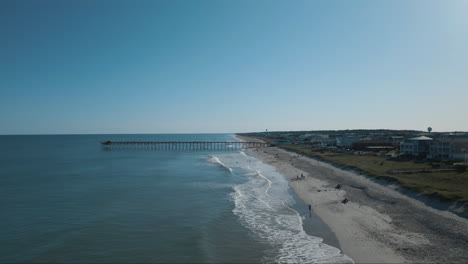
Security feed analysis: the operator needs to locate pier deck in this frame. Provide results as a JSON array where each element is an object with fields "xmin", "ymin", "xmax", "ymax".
[{"xmin": 101, "ymin": 141, "xmax": 270, "ymax": 151}]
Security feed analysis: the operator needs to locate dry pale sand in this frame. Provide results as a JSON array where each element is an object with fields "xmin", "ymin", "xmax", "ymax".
[{"xmin": 238, "ymin": 136, "xmax": 468, "ymax": 263}]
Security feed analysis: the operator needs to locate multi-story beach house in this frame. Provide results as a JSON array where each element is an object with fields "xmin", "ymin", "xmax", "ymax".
[
  {"xmin": 336, "ymin": 136, "xmax": 363, "ymax": 147},
  {"xmin": 428, "ymin": 138, "xmax": 468, "ymax": 160},
  {"xmin": 321, "ymin": 138, "xmax": 337, "ymax": 147},
  {"xmin": 400, "ymin": 136, "xmax": 433, "ymax": 157},
  {"xmin": 390, "ymin": 136, "xmax": 404, "ymax": 147}
]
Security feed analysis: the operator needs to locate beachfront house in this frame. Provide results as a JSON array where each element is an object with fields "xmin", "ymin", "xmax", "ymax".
[
  {"xmin": 400, "ymin": 136, "xmax": 433, "ymax": 157},
  {"xmin": 308, "ymin": 134, "xmax": 332, "ymax": 145},
  {"xmin": 428, "ymin": 139, "xmax": 452, "ymax": 159},
  {"xmin": 429, "ymin": 138, "xmax": 468, "ymax": 160},
  {"xmin": 297, "ymin": 133, "xmax": 315, "ymax": 142},
  {"xmin": 390, "ymin": 136, "xmax": 404, "ymax": 147},
  {"xmin": 318, "ymin": 137, "xmax": 337, "ymax": 147},
  {"xmin": 336, "ymin": 136, "xmax": 363, "ymax": 147}
]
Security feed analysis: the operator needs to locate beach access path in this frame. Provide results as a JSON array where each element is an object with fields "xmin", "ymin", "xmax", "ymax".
[{"xmin": 238, "ymin": 136, "xmax": 468, "ymax": 263}]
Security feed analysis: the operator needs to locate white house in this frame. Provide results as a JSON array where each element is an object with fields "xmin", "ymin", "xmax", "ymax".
[
  {"xmin": 400, "ymin": 136, "xmax": 433, "ymax": 157},
  {"xmin": 429, "ymin": 138, "xmax": 468, "ymax": 160}
]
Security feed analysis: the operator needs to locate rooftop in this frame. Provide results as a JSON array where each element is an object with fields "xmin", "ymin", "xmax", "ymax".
[{"xmin": 409, "ymin": 136, "xmax": 433, "ymax": 141}]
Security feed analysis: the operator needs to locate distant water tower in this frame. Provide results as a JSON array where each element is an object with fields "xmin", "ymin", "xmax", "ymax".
[{"xmin": 427, "ymin": 127, "xmax": 432, "ymax": 133}]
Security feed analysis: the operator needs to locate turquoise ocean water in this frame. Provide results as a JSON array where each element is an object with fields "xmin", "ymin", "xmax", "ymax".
[{"xmin": 0, "ymin": 134, "xmax": 351, "ymax": 263}]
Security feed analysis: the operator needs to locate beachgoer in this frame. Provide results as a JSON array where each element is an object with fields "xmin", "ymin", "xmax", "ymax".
[
  {"xmin": 297, "ymin": 175, "xmax": 299, "ymax": 180},
  {"xmin": 308, "ymin": 204, "xmax": 312, "ymax": 211}
]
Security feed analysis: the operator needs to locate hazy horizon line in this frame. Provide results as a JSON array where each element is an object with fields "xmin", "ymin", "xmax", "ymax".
[{"xmin": 2, "ymin": 129, "xmax": 468, "ymax": 136}]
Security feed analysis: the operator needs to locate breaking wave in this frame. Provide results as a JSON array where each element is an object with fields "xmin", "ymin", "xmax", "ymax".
[
  {"xmin": 208, "ymin": 155, "xmax": 233, "ymax": 173},
  {"xmin": 215, "ymin": 152, "xmax": 353, "ymax": 263}
]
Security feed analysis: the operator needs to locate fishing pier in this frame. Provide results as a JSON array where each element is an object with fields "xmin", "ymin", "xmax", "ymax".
[{"xmin": 101, "ymin": 141, "xmax": 270, "ymax": 151}]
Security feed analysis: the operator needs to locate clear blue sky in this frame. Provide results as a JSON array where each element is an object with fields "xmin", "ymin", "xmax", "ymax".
[{"xmin": 2, "ymin": 0, "xmax": 467, "ymax": 134}]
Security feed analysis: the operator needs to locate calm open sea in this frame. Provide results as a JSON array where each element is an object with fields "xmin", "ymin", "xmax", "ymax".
[{"xmin": 0, "ymin": 134, "xmax": 351, "ymax": 263}]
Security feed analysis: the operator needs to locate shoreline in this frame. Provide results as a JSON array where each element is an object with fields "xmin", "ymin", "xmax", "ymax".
[
  {"xmin": 288, "ymin": 185, "xmax": 342, "ymax": 250},
  {"xmin": 278, "ymin": 144, "xmax": 468, "ymax": 218},
  {"xmin": 238, "ymin": 135, "xmax": 468, "ymax": 263},
  {"xmin": 237, "ymin": 141, "xmax": 341, "ymax": 249}
]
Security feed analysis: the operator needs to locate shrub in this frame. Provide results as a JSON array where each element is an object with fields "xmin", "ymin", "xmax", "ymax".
[
  {"xmin": 454, "ymin": 165, "xmax": 467, "ymax": 173},
  {"xmin": 443, "ymin": 160, "xmax": 453, "ymax": 165}
]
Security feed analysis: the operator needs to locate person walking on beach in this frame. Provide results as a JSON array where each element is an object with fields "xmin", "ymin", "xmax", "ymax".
[{"xmin": 308, "ymin": 204, "xmax": 312, "ymax": 211}]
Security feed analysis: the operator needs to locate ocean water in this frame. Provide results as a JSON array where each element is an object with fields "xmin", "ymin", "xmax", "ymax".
[{"xmin": 0, "ymin": 134, "xmax": 351, "ymax": 263}]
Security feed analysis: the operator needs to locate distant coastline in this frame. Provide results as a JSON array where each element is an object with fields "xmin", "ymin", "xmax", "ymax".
[
  {"xmin": 238, "ymin": 134, "xmax": 468, "ymax": 263},
  {"xmin": 238, "ymin": 130, "xmax": 468, "ymax": 212}
]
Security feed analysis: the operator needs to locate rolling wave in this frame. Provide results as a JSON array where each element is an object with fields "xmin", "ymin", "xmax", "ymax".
[{"xmin": 208, "ymin": 156, "xmax": 233, "ymax": 173}]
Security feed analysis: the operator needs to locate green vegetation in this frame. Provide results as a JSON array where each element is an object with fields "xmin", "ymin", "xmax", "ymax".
[{"xmin": 280, "ymin": 144, "xmax": 468, "ymax": 205}]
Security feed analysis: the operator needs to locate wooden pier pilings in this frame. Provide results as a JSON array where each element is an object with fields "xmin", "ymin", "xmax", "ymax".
[{"xmin": 101, "ymin": 141, "xmax": 270, "ymax": 151}]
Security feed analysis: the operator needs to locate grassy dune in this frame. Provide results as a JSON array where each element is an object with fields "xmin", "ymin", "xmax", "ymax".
[{"xmin": 280, "ymin": 144, "xmax": 468, "ymax": 205}]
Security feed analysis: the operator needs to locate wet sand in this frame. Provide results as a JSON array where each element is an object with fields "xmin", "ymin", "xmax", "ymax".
[{"xmin": 239, "ymin": 136, "xmax": 468, "ymax": 263}]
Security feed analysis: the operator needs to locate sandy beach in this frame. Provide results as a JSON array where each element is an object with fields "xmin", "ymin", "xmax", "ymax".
[{"xmin": 239, "ymin": 136, "xmax": 468, "ymax": 263}]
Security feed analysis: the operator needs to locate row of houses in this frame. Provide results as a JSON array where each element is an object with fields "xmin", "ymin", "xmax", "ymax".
[
  {"xmin": 317, "ymin": 134, "xmax": 468, "ymax": 161},
  {"xmin": 245, "ymin": 130, "xmax": 468, "ymax": 161},
  {"xmin": 400, "ymin": 136, "xmax": 468, "ymax": 160},
  {"xmin": 276, "ymin": 132, "xmax": 468, "ymax": 161}
]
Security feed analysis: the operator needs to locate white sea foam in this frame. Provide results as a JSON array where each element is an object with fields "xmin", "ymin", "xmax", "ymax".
[
  {"xmin": 215, "ymin": 152, "xmax": 353, "ymax": 263},
  {"xmin": 191, "ymin": 181, "xmax": 234, "ymax": 190},
  {"xmin": 208, "ymin": 156, "xmax": 233, "ymax": 173},
  {"xmin": 240, "ymin": 151, "xmax": 249, "ymax": 157}
]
